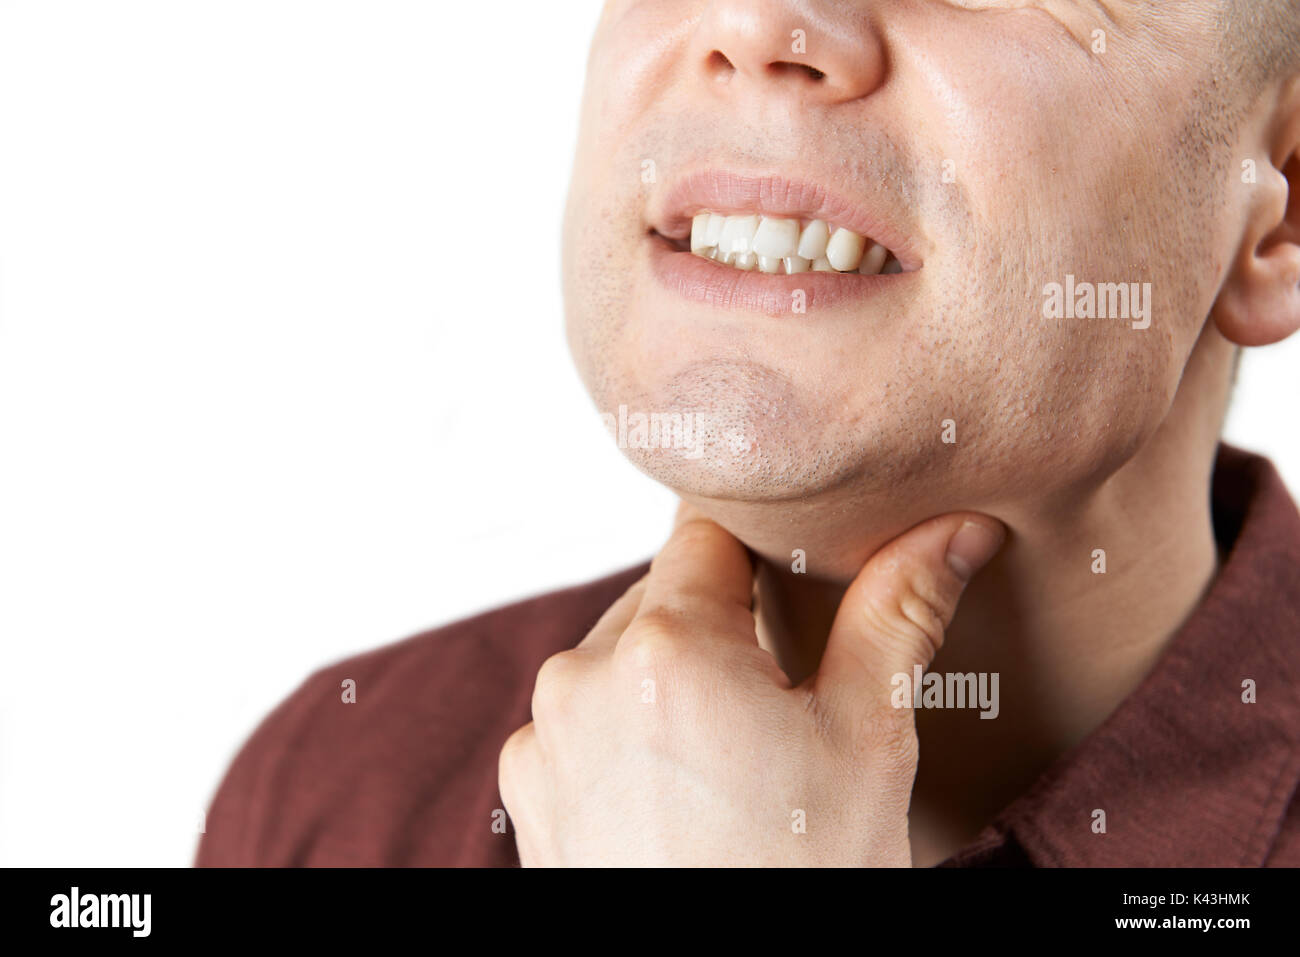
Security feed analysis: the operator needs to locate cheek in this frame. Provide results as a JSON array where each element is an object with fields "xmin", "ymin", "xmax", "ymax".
[
  {"xmin": 912, "ymin": 98, "xmax": 1196, "ymax": 482},
  {"xmin": 562, "ymin": 185, "xmax": 644, "ymax": 399},
  {"xmin": 894, "ymin": 188, "xmax": 1183, "ymax": 501},
  {"xmin": 960, "ymin": 290, "xmax": 1181, "ymax": 497}
]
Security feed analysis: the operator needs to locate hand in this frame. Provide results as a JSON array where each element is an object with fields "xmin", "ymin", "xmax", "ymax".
[{"xmin": 498, "ymin": 506, "xmax": 1006, "ymax": 866}]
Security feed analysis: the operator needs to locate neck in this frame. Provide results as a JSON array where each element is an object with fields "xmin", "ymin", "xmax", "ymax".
[{"xmin": 744, "ymin": 329, "xmax": 1233, "ymax": 865}]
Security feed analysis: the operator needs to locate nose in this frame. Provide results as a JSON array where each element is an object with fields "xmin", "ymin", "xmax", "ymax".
[{"xmin": 690, "ymin": 0, "xmax": 886, "ymax": 105}]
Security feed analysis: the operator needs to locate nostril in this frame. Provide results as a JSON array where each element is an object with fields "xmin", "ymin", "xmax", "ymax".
[
  {"xmin": 768, "ymin": 61, "xmax": 826, "ymax": 82},
  {"xmin": 706, "ymin": 50, "xmax": 736, "ymax": 75}
]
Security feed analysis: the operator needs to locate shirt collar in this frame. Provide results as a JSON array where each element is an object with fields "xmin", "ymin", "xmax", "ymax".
[{"xmin": 965, "ymin": 444, "xmax": 1300, "ymax": 866}]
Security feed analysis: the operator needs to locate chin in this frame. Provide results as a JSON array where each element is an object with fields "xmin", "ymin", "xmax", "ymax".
[
  {"xmin": 614, "ymin": 427, "xmax": 896, "ymax": 506},
  {"xmin": 618, "ymin": 443, "xmax": 808, "ymax": 503}
]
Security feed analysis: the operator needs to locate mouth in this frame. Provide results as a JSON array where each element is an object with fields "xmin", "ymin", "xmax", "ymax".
[
  {"xmin": 646, "ymin": 170, "xmax": 921, "ymax": 314},
  {"xmin": 664, "ymin": 212, "xmax": 903, "ymax": 276}
]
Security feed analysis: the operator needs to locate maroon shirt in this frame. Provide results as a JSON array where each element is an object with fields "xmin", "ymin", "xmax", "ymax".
[{"xmin": 197, "ymin": 444, "xmax": 1300, "ymax": 866}]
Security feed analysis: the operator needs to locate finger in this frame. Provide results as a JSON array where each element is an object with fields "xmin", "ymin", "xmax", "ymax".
[
  {"xmin": 632, "ymin": 514, "xmax": 757, "ymax": 644},
  {"xmin": 671, "ymin": 499, "xmax": 708, "ymax": 532},
  {"xmin": 812, "ymin": 513, "xmax": 1006, "ymax": 712},
  {"xmin": 497, "ymin": 722, "xmax": 544, "ymax": 862},
  {"xmin": 575, "ymin": 575, "xmax": 648, "ymax": 653}
]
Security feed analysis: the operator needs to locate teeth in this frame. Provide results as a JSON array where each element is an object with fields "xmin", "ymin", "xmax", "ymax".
[
  {"xmin": 688, "ymin": 211, "xmax": 898, "ymax": 277},
  {"xmin": 859, "ymin": 242, "xmax": 888, "ymax": 276},
  {"xmin": 751, "ymin": 217, "xmax": 800, "ymax": 259},
  {"xmin": 826, "ymin": 228, "xmax": 866, "ymax": 272},
  {"xmin": 797, "ymin": 220, "xmax": 830, "ymax": 260},
  {"xmin": 703, "ymin": 213, "xmax": 725, "ymax": 248},
  {"xmin": 690, "ymin": 213, "xmax": 712, "ymax": 254},
  {"xmin": 718, "ymin": 214, "xmax": 759, "ymax": 257}
]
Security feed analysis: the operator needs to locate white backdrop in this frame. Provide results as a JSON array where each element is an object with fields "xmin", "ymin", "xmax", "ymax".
[{"xmin": 0, "ymin": 0, "xmax": 1294, "ymax": 866}]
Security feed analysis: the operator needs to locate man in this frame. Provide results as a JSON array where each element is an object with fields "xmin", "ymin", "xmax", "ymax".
[{"xmin": 197, "ymin": 0, "xmax": 1300, "ymax": 867}]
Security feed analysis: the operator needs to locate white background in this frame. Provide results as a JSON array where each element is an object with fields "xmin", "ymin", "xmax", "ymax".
[{"xmin": 0, "ymin": 0, "xmax": 1294, "ymax": 866}]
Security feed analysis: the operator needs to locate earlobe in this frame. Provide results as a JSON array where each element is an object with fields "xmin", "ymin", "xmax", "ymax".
[
  {"xmin": 1213, "ymin": 92, "xmax": 1300, "ymax": 348},
  {"xmin": 1211, "ymin": 242, "xmax": 1300, "ymax": 347}
]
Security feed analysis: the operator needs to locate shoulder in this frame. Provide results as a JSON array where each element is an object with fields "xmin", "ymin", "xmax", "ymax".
[{"xmin": 195, "ymin": 562, "xmax": 648, "ymax": 866}]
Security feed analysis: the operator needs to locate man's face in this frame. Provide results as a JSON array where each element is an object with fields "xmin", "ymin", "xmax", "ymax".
[{"xmin": 564, "ymin": 0, "xmax": 1237, "ymax": 518}]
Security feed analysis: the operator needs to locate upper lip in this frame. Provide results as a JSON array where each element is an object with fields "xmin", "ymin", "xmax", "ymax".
[{"xmin": 649, "ymin": 168, "xmax": 924, "ymax": 271}]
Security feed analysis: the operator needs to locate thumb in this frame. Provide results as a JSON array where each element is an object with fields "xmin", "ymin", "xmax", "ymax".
[{"xmin": 813, "ymin": 514, "xmax": 1006, "ymax": 709}]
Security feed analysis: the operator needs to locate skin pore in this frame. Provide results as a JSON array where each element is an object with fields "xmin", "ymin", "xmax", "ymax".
[{"xmin": 561, "ymin": 1, "xmax": 1300, "ymax": 865}]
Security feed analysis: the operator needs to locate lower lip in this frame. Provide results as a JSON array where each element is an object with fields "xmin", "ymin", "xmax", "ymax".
[{"xmin": 647, "ymin": 233, "xmax": 913, "ymax": 315}]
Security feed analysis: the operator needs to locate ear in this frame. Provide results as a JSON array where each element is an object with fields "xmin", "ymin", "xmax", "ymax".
[{"xmin": 1212, "ymin": 77, "xmax": 1300, "ymax": 347}]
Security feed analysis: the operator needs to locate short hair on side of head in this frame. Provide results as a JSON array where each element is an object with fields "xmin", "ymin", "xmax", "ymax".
[
  {"xmin": 1181, "ymin": 2, "xmax": 1299, "ymax": 182},
  {"xmin": 1221, "ymin": 0, "xmax": 1300, "ymax": 95}
]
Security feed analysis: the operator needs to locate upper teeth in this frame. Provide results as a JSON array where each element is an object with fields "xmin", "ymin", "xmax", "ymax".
[{"xmin": 690, "ymin": 212, "xmax": 900, "ymax": 275}]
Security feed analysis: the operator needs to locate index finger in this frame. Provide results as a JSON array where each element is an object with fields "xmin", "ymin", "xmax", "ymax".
[{"xmin": 633, "ymin": 512, "xmax": 757, "ymax": 641}]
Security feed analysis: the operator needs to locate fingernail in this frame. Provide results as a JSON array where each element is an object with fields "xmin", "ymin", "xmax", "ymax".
[{"xmin": 946, "ymin": 520, "xmax": 1006, "ymax": 582}]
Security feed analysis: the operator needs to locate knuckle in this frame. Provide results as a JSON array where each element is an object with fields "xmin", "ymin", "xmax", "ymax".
[
  {"xmin": 616, "ymin": 612, "xmax": 691, "ymax": 671},
  {"xmin": 860, "ymin": 581, "xmax": 950, "ymax": 662},
  {"xmin": 497, "ymin": 724, "xmax": 534, "ymax": 792},
  {"xmin": 530, "ymin": 651, "xmax": 583, "ymax": 720}
]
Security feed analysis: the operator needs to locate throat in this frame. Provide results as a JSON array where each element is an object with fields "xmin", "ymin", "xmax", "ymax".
[
  {"xmin": 752, "ymin": 562, "xmax": 844, "ymax": 685},
  {"xmin": 747, "ymin": 466, "xmax": 1220, "ymax": 863}
]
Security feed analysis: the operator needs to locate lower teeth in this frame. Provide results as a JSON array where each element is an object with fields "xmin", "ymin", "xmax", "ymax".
[{"xmin": 694, "ymin": 246, "xmax": 897, "ymax": 275}]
